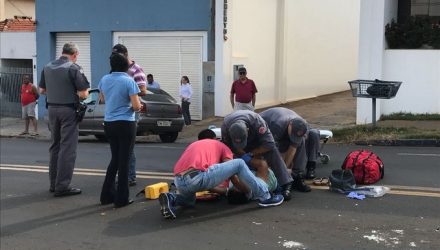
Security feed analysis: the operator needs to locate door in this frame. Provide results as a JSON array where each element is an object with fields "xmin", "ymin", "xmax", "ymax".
[
  {"xmin": 55, "ymin": 33, "xmax": 91, "ymax": 81},
  {"xmin": 114, "ymin": 32, "xmax": 206, "ymax": 120}
]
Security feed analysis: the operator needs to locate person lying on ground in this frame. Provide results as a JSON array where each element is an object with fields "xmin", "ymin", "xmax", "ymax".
[
  {"xmin": 197, "ymin": 128, "xmax": 275, "ymax": 196},
  {"xmin": 158, "ymin": 139, "xmax": 284, "ymax": 219}
]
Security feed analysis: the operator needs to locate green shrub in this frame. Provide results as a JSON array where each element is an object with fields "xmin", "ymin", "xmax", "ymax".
[{"xmin": 385, "ymin": 17, "xmax": 439, "ymax": 49}]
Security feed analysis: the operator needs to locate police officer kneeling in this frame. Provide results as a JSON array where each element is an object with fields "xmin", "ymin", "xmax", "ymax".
[{"xmin": 221, "ymin": 110, "xmax": 294, "ymax": 200}]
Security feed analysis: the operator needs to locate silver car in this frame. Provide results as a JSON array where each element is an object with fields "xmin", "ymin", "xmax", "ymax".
[{"xmin": 79, "ymin": 88, "xmax": 184, "ymax": 142}]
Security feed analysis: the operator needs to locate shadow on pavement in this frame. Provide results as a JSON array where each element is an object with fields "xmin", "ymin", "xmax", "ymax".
[
  {"xmin": 103, "ymin": 199, "xmax": 260, "ymax": 237},
  {"xmin": 1, "ymin": 203, "xmax": 111, "ymax": 237}
]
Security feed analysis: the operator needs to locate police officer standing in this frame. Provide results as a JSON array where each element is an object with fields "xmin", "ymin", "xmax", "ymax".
[
  {"xmin": 260, "ymin": 107, "xmax": 321, "ymax": 192},
  {"xmin": 39, "ymin": 43, "xmax": 90, "ymax": 197},
  {"xmin": 221, "ymin": 110, "xmax": 294, "ymax": 200}
]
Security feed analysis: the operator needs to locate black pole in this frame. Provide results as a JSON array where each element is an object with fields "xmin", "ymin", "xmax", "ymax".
[{"xmin": 372, "ymin": 97, "xmax": 377, "ymax": 128}]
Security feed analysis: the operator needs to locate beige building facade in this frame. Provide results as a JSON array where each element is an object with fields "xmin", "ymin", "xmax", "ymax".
[
  {"xmin": 0, "ymin": 0, "xmax": 35, "ymax": 20},
  {"xmin": 215, "ymin": 0, "xmax": 360, "ymax": 116}
]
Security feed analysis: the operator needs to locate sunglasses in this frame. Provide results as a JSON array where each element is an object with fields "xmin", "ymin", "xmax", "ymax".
[{"xmin": 239, "ymin": 72, "xmax": 246, "ymax": 75}]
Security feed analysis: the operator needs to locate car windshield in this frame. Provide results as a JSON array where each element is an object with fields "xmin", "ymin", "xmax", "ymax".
[{"xmin": 141, "ymin": 88, "xmax": 176, "ymax": 103}]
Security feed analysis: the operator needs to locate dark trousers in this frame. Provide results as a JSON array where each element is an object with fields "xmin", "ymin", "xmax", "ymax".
[
  {"xmin": 101, "ymin": 121, "xmax": 136, "ymax": 206},
  {"xmin": 289, "ymin": 128, "xmax": 320, "ymax": 175},
  {"xmin": 182, "ymin": 100, "xmax": 191, "ymax": 125},
  {"xmin": 48, "ymin": 106, "xmax": 78, "ymax": 192}
]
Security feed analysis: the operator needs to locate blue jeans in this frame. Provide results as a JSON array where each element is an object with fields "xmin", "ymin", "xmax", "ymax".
[
  {"xmin": 128, "ymin": 114, "xmax": 139, "ymax": 182},
  {"xmin": 174, "ymin": 159, "xmax": 270, "ymax": 207}
]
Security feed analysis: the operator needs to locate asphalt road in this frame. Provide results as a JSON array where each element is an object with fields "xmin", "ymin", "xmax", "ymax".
[{"xmin": 1, "ymin": 138, "xmax": 439, "ymax": 250}]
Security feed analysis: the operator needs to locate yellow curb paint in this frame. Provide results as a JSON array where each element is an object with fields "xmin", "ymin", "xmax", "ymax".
[
  {"xmin": 0, "ymin": 164, "xmax": 173, "ymax": 176},
  {"xmin": 2, "ymin": 164, "xmax": 439, "ymax": 198}
]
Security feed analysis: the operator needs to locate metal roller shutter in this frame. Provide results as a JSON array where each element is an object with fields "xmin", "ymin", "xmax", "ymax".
[
  {"xmin": 55, "ymin": 33, "xmax": 91, "ymax": 81},
  {"xmin": 117, "ymin": 35, "xmax": 203, "ymax": 120}
]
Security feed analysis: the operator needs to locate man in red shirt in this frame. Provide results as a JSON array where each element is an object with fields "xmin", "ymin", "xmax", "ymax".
[
  {"xmin": 20, "ymin": 75, "xmax": 39, "ymax": 136},
  {"xmin": 230, "ymin": 67, "xmax": 258, "ymax": 111},
  {"xmin": 158, "ymin": 139, "xmax": 284, "ymax": 219}
]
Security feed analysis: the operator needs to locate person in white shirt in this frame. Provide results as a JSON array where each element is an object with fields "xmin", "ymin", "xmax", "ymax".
[{"xmin": 179, "ymin": 76, "xmax": 192, "ymax": 125}]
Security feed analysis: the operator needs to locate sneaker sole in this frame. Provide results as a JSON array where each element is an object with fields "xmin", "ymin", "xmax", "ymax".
[
  {"xmin": 258, "ymin": 197, "xmax": 284, "ymax": 208},
  {"xmin": 159, "ymin": 193, "xmax": 176, "ymax": 219}
]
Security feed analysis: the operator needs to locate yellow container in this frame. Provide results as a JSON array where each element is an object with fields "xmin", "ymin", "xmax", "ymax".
[{"xmin": 145, "ymin": 182, "xmax": 169, "ymax": 199}]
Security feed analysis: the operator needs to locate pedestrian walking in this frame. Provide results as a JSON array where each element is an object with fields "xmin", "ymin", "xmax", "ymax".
[
  {"xmin": 179, "ymin": 76, "xmax": 192, "ymax": 125},
  {"xmin": 38, "ymin": 42, "xmax": 90, "ymax": 197},
  {"xmin": 112, "ymin": 44, "xmax": 147, "ymax": 186},
  {"xmin": 20, "ymin": 74, "xmax": 39, "ymax": 136},
  {"xmin": 230, "ymin": 67, "xmax": 258, "ymax": 111},
  {"xmin": 99, "ymin": 52, "xmax": 141, "ymax": 208}
]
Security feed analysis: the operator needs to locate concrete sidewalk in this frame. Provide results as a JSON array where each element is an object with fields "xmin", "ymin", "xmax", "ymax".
[{"xmin": 1, "ymin": 90, "xmax": 439, "ymax": 144}]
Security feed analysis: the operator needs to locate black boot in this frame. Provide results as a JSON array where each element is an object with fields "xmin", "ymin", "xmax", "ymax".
[
  {"xmin": 305, "ymin": 161, "xmax": 316, "ymax": 180},
  {"xmin": 292, "ymin": 174, "xmax": 311, "ymax": 192},
  {"xmin": 281, "ymin": 182, "xmax": 293, "ymax": 201}
]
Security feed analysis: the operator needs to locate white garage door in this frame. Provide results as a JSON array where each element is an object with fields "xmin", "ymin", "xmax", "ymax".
[
  {"xmin": 115, "ymin": 32, "xmax": 206, "ymax": 120},
  {"xmin": 56, "ymin": 33, "xmax": 91, "ymax": 81}
]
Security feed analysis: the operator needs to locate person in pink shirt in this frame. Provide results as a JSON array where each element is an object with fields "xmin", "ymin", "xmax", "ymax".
[{"xmin": 158, "ymin": 139, "xmax": 284, "ymax": 219}]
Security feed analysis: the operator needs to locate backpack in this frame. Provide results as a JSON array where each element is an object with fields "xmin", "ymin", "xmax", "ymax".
[
  {"xmin": 328, "ymin": 169, "xmax": 356, "ymax": 193},
  {"xmin": 341, "ymin": 150, "xmax": 384, "ymax": 184}
]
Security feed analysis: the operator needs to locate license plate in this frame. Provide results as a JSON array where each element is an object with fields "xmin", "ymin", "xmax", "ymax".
[{"xmin": 157, "ymin": 121, "xmax": 171, "ymax": 127}]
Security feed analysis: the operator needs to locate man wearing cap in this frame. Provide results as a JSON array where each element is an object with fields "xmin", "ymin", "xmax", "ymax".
[
  {"xmin": 230, "ymin": 67, "xmax": 258, "ymax": 111},
  {"xmin": 221, "ymin": 110, "xmax": 294, "ymax": 200},
  {"xmin": 260, "ymin": 107, "xmax": 321, "ymax": 192},
  {"xmin": 112, "ymin": 44, "xmax": 147, "ymax": 187}
]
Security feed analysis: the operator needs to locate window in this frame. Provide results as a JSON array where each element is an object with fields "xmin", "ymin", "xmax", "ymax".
[{"xmin": 399, "ymin": 0, "xmax": 440, "ymax": 23}]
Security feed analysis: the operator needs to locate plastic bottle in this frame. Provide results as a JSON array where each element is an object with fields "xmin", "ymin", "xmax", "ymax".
[{"xmin": 352, "ymin": 186, "xmax": 390, "ymax": 198}]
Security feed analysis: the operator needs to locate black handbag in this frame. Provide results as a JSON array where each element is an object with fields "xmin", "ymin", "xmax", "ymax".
[{"xmin": 329, "ymin": 169, "xmax": 356, "ymax": 193}]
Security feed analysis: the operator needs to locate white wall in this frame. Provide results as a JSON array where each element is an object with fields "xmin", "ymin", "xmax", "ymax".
[
  {"xmin": 215, "ymin": 0, "xmax": 361, "ymax": 116},
  {"xmin": 0, "ymin": 32, "xmax": 36, "ymax": 59},
  {"xmin": 356, "ymin": 0, "xmax": 399, "ymax": 124},
  {"xmin": 284, "ymin": 0, "xmax": 360, "ymax": 102},
  {"xmin": 0, "ymin": 32, "xmax": 37, "ymax": 111},
  {"xmin": 219, "ymin": 0, "xmax": 279, "ymax": 116},
  {"xmin": 382, "ymin": 50, "xmax": 440, "ymax": 114},
  {"xmin": 357, "ymin": 0, "xmax": 439, "ymax": 124}
]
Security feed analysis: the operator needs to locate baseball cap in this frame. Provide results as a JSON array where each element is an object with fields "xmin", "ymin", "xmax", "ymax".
[
  {"xmin": 289, "ymin": 118, "xmax": 308, "ymax": 145},
  {"xmin": 112, "ymin": 44, "xmax": 128, "ymax": 55},
  {"xmin": 229, "ymin": 120, "xmax": 248, "ymax": 149}
]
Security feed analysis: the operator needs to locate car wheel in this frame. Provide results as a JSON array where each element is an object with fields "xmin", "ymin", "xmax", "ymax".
[
  {"xmin": 95, "ymin": 135, "xmax": 108, "ymax": 142},
  {"xmin": 159, "ymin": 132, "xmax": 178, "ymax": 143}
]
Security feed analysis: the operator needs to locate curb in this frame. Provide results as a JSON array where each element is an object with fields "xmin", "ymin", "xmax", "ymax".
[{"xmin": 354, "ymin": 139, "xmax": 440, "ymax": 147}]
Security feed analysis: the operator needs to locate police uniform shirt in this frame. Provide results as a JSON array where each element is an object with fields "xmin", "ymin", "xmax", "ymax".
[
  {"xmin": 39, "ymin": 56, "xmax": 90, "ymax": 105},
  {"xmin": 260, "ymin": 107, "xmax": 304, "ymax": 152},
  {"xmin": 221, "ymin": 110, "xmax": 275, "ymax": 152}
]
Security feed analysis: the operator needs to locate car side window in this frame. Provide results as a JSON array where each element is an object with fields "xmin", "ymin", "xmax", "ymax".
[{"xmin": 83, "ymin": 90, "xmax": 100, "ymax": 105}]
